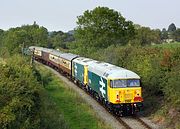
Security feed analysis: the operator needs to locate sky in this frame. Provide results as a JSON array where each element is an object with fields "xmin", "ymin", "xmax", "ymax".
[{"xmin": 0, "ymin": 0, "xmax": 180, "ymax": 32}]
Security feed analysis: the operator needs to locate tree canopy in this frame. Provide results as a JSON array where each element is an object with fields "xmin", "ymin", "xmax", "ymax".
[
  {"xmin": 168, "ymin": 23, "xmax": 176, "ymax": 32},
  {"xmin": 48, "ymin": 31, "xmax": 74, "ymax": 49},
  {"xmin": 74, "ymin": 6, "xmax": 135, "ymax": 53},
  {"xmin": 1, "ymin": 24, "xmax": 48, "ymax": 54},
  {"xmin": 173, "ymin": 28, "xmax": 180, "ymax": 42},
  {"xmin": 130, "ymin": 26, "xmax": 161, "ymax": 46}
]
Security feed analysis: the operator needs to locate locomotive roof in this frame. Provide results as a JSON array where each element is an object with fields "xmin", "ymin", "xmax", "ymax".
[
  {"xmin": 73, "ymin": 57, "xmax": 95, "ymax": 65},
  {"xmin": 88, "ymin": 61, "xmax": 140, "ymax": 79},
  {"xmin": 60, "ymin": 53, "xmax": 79, "ymax": 61}
]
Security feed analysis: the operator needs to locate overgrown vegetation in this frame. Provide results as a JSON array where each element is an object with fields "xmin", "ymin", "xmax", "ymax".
[
  {"xmin": 0, "ymin": 55, "xmax": 112, "ymax": 129},
  {"xmin": 0, "ymin": 55, "xmax": 41, "ymax": 129},
  {"xmin": 37, "ymin": 65, "xmax": 112, "ymax": 129},
  {"xmin": 71, "ymin": 45, "xmax": 180, "ymax": 128},
  {"xmin": 0, "ymin": 56, "xmax": 68, "ymax": 129}
]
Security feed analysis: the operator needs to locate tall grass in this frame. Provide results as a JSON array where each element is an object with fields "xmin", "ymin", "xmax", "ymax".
[{"xmin": 38, "ymin": 65, "xmax": 112, "ymax": 129}]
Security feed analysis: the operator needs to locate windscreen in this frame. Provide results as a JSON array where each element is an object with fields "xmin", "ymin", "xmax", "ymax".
[
  {"xmin": 127, "ymin": 79, "xmax": 140, "ymax": 87},
  {"xmin": 110, "ymin": 79, "xmax": 140, "ymax": 88}
]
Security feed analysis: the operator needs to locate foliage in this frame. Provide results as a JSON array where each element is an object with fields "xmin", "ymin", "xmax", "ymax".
[
  {"xmin": 79, "ymin": 45, "xmax": 180, "ymax": 113},
  {"xmin": 37, "ymin": 65, "xmax": 112, "ymax": 129},
  {"xmin": 129, "ymin": 26, "xmax": 161, "ymax": 46},
  {"xmin": 0, "ymin": 29, "xmax": 4, "ymax": 45},
  {"xmin": 173, "ymin": 28, "xmax": 180, "ymax": 42},
  {"xmin": 0, "ymin": 55, "xmax": 41, "ymax": 129},
  {"xmin": 2, "ymin": 23, "xmax": 48, "ymax": 54},
  {"xmin": 161, "ymin": 28, "xmax": 168, "ymax": 40},
  {"xmin": 74, "ymin": 6, "xmax": 135, "ymax": 54},
  {"xmin": 168, "ymin": 23, "xmax": 177, "ymax": 40},
  {"xmin": 152, "ymin": 42, "xmax": 180, "ymax": 49},
  {"xmin": 0, "ymin": 29, "xmax": 5, "ymax": 56},
  {"xmin": 161, "ymin": 48, "xmax": 180, "ymax": 107},
  {"xmin": 48, "ymin": 31, "xmax": 74, "ymax": 49},
  {"xmin": 168, "ymin": 23, "xmax": 176, "ymax": 33}
]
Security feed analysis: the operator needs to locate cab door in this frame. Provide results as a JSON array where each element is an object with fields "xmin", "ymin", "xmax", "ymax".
[{"xmin": 107, "ymin": 79, "xmax": 111, "ymax": 102}]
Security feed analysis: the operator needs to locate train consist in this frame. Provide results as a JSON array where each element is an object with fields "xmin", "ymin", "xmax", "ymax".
[{"xmin": 29, "ymin": 46, "xmax": 143, "ymax": 115}]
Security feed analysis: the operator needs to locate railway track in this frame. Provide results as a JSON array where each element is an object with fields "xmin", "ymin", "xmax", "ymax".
[
  {"xmin": 37, "ymin": 61, "xmax": 157, "ymax": 129},
  {"xmin": 119, "ymin": 117, "xmax": 153, "ymax": 129},
  {"xmin": 92, "ymin": 89, "xmax": 153, "ymax": 129},
  {"xmin": 79, "ymin": 81, "xmax": 153, "ymax": 129}
]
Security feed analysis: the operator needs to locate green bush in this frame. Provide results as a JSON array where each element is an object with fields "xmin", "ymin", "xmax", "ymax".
[
  {"xmin": 0, "ymin": 55, "xmax": 41, "ymax": 129},
  {"xmin": 82, "ymin": 46, "xmax": 180, "ymax": 110}
]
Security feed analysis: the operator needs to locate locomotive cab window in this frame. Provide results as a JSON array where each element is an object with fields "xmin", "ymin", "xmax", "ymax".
[
  {"xmin": 127, "ymin": 79, "xmax": 140, "ymax": 87},
  {"xmin": 110, "ymin": 79, "xmax": 140, "ymax": 88},
  {"xmin": 110, "ymin": 80, "xmax": 127, "ymax": 88}
]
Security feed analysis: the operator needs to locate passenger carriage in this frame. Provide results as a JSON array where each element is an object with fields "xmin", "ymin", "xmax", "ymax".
[{"xmin": 59, "ymin": 53, "xmax": 79, "ymax": 75}]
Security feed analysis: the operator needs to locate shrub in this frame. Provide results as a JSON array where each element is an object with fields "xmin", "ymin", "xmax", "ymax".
[{"xmin": 0, "ymin": 55, "xmax": 41, "ymax": 129}]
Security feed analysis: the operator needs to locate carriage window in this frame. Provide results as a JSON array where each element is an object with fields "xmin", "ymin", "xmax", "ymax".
[
  {"xmin": 110, "ymin": 80, "xmax": 127, "ymax": 88},
  {"xmin": 127, "ymin": 79, "xmax": 140, "ymax": 87}
]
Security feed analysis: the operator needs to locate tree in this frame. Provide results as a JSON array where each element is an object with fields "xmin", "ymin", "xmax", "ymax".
[
  {"xmin": 2, "ymin": 24, "xmax": 48, "ymax": 54},
  {"xmin": 173, "ymin": 28, "xmax": 180, "ymax": 42},
  {"xmin": 48, "ymin": 31, "xmax": 74, "ymax": 49},
  {"xmin": 0, "ymin": 29, "xmax": 4, "ymax": 48},
  {"xmin": 161, "ymin": 28, "xmax": 168, "ymax": 40},
  {"xmin": 74, "ymin": 6, "xmax": 135, "ymax": 53},
  {"xmin": 0, "ymin": 29, "xmax": 3, "ymax": 38},
  {"xmin": 168, "ymin": 23, "xmax": 176, "ymax": 32},
  {"xmin": 168, "ymin": 23, "xmax": 176, "ymax": 40},
  {"xmin": 130, "ymin": 26, "xmax": 161, "ymax": 46}
]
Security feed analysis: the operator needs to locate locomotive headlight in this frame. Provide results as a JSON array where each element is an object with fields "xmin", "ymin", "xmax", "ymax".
[
  {"xmin": 135, "ymin": 90, "xmax": 140, "ymax": 95},
  {"xmin": 116, "ymin": 91, "xmax": 119, "ymax": 95}
]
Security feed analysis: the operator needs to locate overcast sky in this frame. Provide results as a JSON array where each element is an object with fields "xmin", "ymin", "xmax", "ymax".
[{"xmin": 0, "ymin": 0, "xmax": 179, "ymax": 32}]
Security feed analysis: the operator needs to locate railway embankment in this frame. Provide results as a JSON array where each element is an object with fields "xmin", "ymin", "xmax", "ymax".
[
  {"xmin": 37, "ymin": 62, "xmax": 160, "ymax": 129},
  {"xmin": 37, "ymin": 64, "xmax": 113, "ymax": 129}
]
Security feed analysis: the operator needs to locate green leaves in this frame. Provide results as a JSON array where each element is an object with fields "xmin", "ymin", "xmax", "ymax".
[
  {"xmin": 48, "ymin": 31, "xmax": 74, "ymax": 49},
  {"xmin": 1, "ymin": 24, "xmax": 48, "ymax": 55},
  {"xmin": 75, "ymin": 6, "xmax": 135, "ymax": 54},
  {"xmin": 0, "ymin": 55, "xmax": 41, "ymax": 129},
  {"xmin": 86, "ymin": 45, "xmax": 180, "ymax": 109},
  {"xmin": 130, "ymin": 26, "xmax": 161, "ymax": 46}
]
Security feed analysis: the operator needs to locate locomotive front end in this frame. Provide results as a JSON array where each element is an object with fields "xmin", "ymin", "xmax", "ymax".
[
  {"xmin": 106, "ymin": 69, "xmax": 143, "ymax": 115},
  {"xmin": 108, "ymin": 79, "xmax": 143, "ymax": 104}
]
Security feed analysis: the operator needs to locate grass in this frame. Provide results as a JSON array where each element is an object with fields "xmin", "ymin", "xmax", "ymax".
[
  {"xmin": 151, "ymin": 41, "xmax": 180, "ymax": 49},
  {"xmin": 38, "ymin": 65, "xmax": 112, "ymax": 129},
  {"xmin": 40, "ymin": 87, "xmax": 69, "ymax": 129}
]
